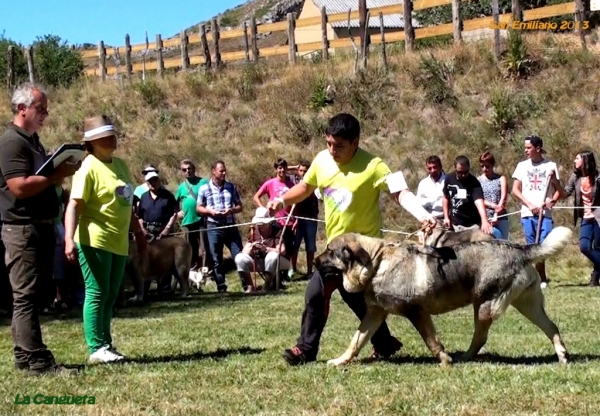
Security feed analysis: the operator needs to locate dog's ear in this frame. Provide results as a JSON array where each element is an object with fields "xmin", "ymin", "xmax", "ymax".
[{"xmin": 343, "ymin": 241, "xmax": 372, "ymax": 267}]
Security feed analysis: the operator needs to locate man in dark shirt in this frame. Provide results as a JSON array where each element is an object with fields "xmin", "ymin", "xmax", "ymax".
[
  {"xmin": 136, "ymin": 171, "xmax": 179, "ymax": 239},
  {"xmin": 442, "ymin": 155, "xmax": 493, "ymax": 234},
  {"xmin": 0, "ymin": 83, "xmax": 79, "ymax": 376},
  {"xmin": 288, "ymin": 159, "xmax": 320, "ymax": 277}
]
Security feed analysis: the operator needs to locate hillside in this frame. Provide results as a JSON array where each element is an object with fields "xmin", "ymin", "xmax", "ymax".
[{"xmin": 4, "ymin": 31, "xmax": 600, "ymax": 244}]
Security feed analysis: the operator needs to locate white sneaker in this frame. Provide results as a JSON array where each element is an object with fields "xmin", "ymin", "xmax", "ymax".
[
  {"xmin": 540, "ymin": 282, "xmax": 548, "ymax": 289},
  {"xmin": 108, "ymin": 345, "xmax": 125, "ymax": 359},
  {"xmin": 89, "ymin": 346, "xmax": 124, "ymax": 364}
]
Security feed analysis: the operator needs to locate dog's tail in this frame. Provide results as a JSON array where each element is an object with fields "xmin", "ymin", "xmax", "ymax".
[{"xmin": 522, "ymin": 226, "xmax": 573, "ymax": 264}]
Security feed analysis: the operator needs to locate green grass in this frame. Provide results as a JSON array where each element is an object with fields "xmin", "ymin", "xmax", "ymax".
[{"xmin": 2, "ymin": 245, "xmax": 600, "ymax": 415}]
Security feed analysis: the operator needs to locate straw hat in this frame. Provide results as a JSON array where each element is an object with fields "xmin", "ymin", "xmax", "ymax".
[{"xmin": 83, "ymin": 115, "xmax": 118, "ymax": 142}]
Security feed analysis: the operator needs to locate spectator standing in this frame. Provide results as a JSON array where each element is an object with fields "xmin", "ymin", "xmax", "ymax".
[
  {"xmin": 175, "ymin": 159, "xmax": 213, "ymax": 272},
  {"xmin": 563, "ymin": 150, "xmax": 600, "ymax": 286},
  {"xmin": 196, "ymin": 160, "xmax": 248, "ymax": 293},
  {"xmin": 477, "ymin": 151, "xmax": 509, "ymax": 240},
  {"xmin": 287, "ymin": 159, "xmax": 319, "ymax": 277},
  {"xmin": 0, "ymin": 82, "xmax": 79, "ymax": 375},
  {"xmin": 416, "ymin": 155, "xmax": 446, "ymax": 221},
  {"xmin": 136, "ymin": 172, "xmax": 179, "ymax": 239},
  {"xmin": 442, "ymin": 156, "xmax": 493, "ymax": 234},
  {"xmin": 65, "ymin": 115, "xmax": 147, "ymax": 364},
  {"xmin": 511, "ymin": 136, "xmax": 563, "ymax": 288}
]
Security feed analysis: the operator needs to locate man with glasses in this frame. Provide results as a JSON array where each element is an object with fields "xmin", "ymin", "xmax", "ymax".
[{"xmin": 442, "ymin": 155, "xmax": 493, "ymax": 234}]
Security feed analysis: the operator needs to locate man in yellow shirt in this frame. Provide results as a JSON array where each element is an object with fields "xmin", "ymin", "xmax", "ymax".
[{"xmin": 267, "ymin": 113, "xmax": 436, "ymax": 366}]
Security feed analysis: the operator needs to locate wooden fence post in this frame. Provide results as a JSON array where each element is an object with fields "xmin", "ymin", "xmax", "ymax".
[
  {"xmin": 452, "ymin": 0, "xmax": 462, "ymax": 43},
  {"xmin": 250, "ymin": 17, "xmax": 259, "ymax": 62},
  {"xmin": 403, "ymin": 0, "xmax": 415, "ymax": 51},
  {"xmin": 200, "ymin": 24, "xmax": 212, "ymax": 69},
  {"xmin": 361, "ymin": 11, "xmax": 371, "ymax": 70},
  {"xmin": 243, "ymin": 21, "xmax": 250, "ymax": 61},
  {"xmin": 98, "ymin": 41, "xmax": 106, "ymax": 82},
  {"xmin": 321, "ymin": 6, "xmax": 329, "ymax": 61},
  {"xmin": 574, "ymin": 0, "xmax": 587, "ymax": 48},
  {"xmin": 211, "ymin": 18, "xmax": 222, "ymax": 69},
  {"xmin": 156, "ymin": 34, "xmax": 164, "ymax": 77},
  {"xmin": 511, "ymin": 0, "xmax": 522, "ymax": 22},
  {"xmin": 492, "ymin": 0, "xmax": 501, "ymax": 58},
  {"xmin": 288, "ymin": 13, "xmax": 297, "ymax": 64},
  {"xmin": 7, "ymin": 46, "xmax": 15, "ymax": 90},
  {"xmin": 125, "ymin": 34, "xmax": 132, "ymax": 79},
  {"xmin": 181, "ymin": 30, "xmax": 190, "ymax": 70},
  {"xmin": 26, "ymin": 46, "xmax": 35, "ymax": 83},
  {"xmin": 379, "ymin": 12, "xmax": 388, "ymax": 72}
]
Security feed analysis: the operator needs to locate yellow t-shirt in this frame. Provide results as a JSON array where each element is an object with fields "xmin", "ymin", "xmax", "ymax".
[
  {"xmin": 70, "ymin": 155, "xmax": 135, "ymax": 256},
  {"xmin": 303, "ymin": 148, "xmax": 391, "ymax": 244}
]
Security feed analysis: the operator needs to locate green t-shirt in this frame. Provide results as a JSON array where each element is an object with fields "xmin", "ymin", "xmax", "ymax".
[
  {"xmin": 134, "ymin": 183, "xmax": 149, "ymax": 199},
  {"xmin": 174, "ymin": 177, "xmax": 208, "ymax": 227}
]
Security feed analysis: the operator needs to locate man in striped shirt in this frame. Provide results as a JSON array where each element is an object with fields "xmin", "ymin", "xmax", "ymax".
[{"xmin": 196, "ymin": 160, "xmax": 249, "ymax": 293}]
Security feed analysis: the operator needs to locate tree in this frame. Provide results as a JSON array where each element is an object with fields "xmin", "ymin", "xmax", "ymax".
[
  {"xmin": 0, "ymin": 38, "xmax": 28, "ymax": 87},
  {"xmin": 33, "ymin": 34, "xmax": 84, "ymax": 88}
]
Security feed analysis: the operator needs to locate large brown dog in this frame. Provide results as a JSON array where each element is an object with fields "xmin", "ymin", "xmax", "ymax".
[
  {"xmin": 314, "ymin": 227, "xmax": 572, "ymax": 367},
  {"xmin": 126, "ymin": 236, "xmax": 192, "ymax": 303}
]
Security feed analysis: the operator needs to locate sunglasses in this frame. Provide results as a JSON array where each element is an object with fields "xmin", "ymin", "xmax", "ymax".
[{"xmin": 181, "ymin": 167, "xmax": 194, "ymax": 172}]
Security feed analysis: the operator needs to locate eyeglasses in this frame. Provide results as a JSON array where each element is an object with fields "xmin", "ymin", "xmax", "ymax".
[{"xmin": 181, "ymin": 167, "xmax": 193, "ymax": 172}]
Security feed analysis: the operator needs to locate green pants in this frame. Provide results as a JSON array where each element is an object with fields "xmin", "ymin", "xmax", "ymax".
[{"xmin": 77, "ymin": 244, "xmax": 128, "ymax": 354}]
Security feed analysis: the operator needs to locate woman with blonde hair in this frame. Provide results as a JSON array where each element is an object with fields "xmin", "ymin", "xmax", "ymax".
[
  {"xmin": 64, "ymin": 115, "xmax": 147, "ymax": 363},
  {"xmin": 478, "ymin": 151, "xmax": 509, "ymax": 240}
]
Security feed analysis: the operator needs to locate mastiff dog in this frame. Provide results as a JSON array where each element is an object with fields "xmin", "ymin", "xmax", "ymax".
[
  {"xmin": 126, "ymin": 236, "xmax": 192, "ymax": 303},
  {"xmin": 314, "ymin": 227, "xmax": 572, "ymax": 367}
]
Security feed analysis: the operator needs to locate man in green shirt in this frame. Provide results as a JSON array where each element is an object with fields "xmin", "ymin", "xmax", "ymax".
[{"xmin": 174, "ymin": 159, "xmax": 213, "ymax": 272}]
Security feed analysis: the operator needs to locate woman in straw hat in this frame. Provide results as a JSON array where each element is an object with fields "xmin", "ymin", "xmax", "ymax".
[{"xmin": 64, "ymin": 115, "xmax": 147, "ymax": 364}]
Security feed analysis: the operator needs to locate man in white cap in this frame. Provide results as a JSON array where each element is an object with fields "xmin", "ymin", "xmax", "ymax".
[
  {"xmin": 234, "ymin": 207, "xmax": 292, "ymax": 292},
  {"xmin": 133, "ymin": 164, "xmax": 159, "ymax": 207}
]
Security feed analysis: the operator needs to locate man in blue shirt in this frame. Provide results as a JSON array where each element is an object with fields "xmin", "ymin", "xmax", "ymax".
[{"xmin": 196, "ymin": 160, "xmax": 249, "ymax": 293}]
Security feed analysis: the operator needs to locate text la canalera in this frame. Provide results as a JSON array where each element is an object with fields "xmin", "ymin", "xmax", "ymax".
[{"xmin": 14, "ymin": 394, "xmax": 96, "ymax": 405}]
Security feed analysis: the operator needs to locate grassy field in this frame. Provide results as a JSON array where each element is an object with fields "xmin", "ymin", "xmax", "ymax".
[
  {"xmin": 2, "ymin": 30, "xmax": 600, "ymax": 415},
  {"xmin": 1, "ymin": 243, "xmax": 600, "ymax": 415}
]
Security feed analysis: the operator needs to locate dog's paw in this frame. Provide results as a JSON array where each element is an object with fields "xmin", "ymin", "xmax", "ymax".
[
  {"xmin": 327, "ymin": 356, "xmax": 351, "ymax": 367},
  {"xmin": 439, "ymin": 352, "xmax": 453, "ymax": 367}
]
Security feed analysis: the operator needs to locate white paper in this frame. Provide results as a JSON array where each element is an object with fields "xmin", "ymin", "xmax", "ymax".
[
  {"xmin": 386, "ymin": 171, "xmax": 408, "ymax": 193},
  {"xmin": 456, "ymin": 188, "xmax": 467, "ymax": 199},
  {"xmin": 35, "ymin": 145, "xmax": 86, "ymax": 175},
  {"xmin": 592, "ymin": 0, "xmax": 600, "ymax": 11}
]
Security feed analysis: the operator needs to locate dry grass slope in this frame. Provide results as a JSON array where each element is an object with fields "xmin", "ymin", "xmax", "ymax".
[{"xmin": 2, "ymin": 31, "xmax": 600, "ymax": 241}]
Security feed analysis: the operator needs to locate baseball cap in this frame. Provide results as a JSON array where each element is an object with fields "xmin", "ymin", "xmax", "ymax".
[{"xmin": 144, "ymin": 171, "xmax": 159, "ymax": 181}]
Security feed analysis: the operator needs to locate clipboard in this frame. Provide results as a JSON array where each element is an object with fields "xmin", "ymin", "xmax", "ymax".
[{"xmin": 36, "ymin": 143, "xmax": 86, "ymax": 176}]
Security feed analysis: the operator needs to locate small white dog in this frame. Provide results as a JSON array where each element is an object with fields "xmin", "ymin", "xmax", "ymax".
[{"xmin": 189, "ymin": 267, "xmax": 210, "ymax": 290}]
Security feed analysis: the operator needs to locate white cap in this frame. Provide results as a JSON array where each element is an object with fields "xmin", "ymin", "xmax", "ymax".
[{"xmin": 144, "ymin": 171, "xmax": 159, "ymax": 181}]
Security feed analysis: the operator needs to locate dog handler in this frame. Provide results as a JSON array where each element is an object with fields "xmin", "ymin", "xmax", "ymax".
[
  {"xmin": 266, "ymin": 113, "xmax": 437, "ymax": 365},
  {"xmin": 65, "ymin": 115, "xmax": 147, "ymax": 364}
]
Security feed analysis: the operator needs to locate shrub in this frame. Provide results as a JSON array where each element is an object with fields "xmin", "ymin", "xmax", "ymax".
[{"xmin": 33, "ymin": 35, "xmax": 84, "ymax": 88}]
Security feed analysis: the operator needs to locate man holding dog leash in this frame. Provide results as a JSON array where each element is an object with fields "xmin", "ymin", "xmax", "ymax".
[{"xmin": 266, "ymin": 113, "xmax": 437, "ymax": 366}]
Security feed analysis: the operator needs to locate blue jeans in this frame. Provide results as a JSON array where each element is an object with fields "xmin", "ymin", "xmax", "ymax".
[
  {"xmin": 580, "ymin": 219, "xmax": 600, "ymax": 273},
  {"xmin": 492, "ymin": 219, "xmax": 510, "ymax": 241},
  {"xmin": 206, "ymin": 222, "xmax": 243, "ymax": 291},
  {"xmin": 521, "ymin": 216, "xmax": 553, "ymax": 244},
  {"xmin": 293, "ymin": 219, "xmax": 318, "ymax": 253}
]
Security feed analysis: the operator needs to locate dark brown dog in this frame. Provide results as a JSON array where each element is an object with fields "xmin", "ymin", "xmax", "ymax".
[{"xmin": 125, "ymin": 236, "xmax": 192, "ymax": 303}]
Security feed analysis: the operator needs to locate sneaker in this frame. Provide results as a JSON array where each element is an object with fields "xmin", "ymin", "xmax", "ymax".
[
  {"xmin": 89, "ymin": 346, "xmax": 124, "ymax": 364},
  {"xmin": 108, "ymin": 345, "xmax": 125, "ymax": 359},
  {"xmin": 28, "ymin": 364, "xmax": 80, "ymax": 376},
  {"xmin": 540, "ymin": 281, "xmax": 548, "ymax": 289},
  {"xmin": 371, "ymin": 337, "xmax": 403, "ymax": 360},
  {"xmin": 282, "ymin": 346, "xmax": 316, "ymax": 366}
]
